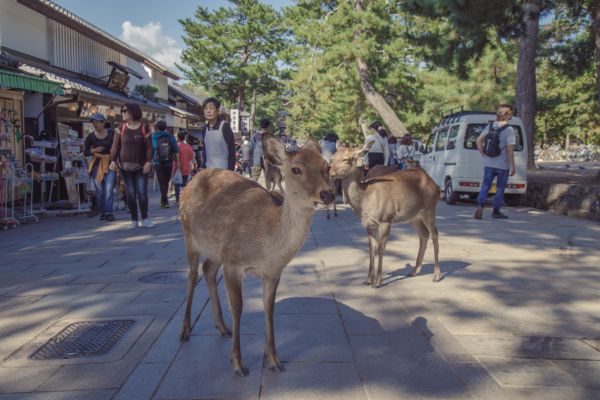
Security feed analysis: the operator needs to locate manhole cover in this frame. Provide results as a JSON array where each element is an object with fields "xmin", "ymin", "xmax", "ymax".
[
  {"xmin": 30, "ymin": 320, "xmax": 135, "ymax": 360},
  {"xmin": 138, "ymin": 271, "xmax": 188, "ymax": 284}
]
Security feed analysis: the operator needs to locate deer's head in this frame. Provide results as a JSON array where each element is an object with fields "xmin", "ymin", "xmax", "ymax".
[
  {"xmin": 262, "ymin": 134, "xmax": 334, "ymax": 208},
  {"xmin": 330, "ymin": 146, "xmax": 368, "ymax": 178}
]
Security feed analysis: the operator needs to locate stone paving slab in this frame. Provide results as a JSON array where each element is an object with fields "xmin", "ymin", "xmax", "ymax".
[{"xmin": 0, "ymin": 194, "xmax": 599, "ymax": 399}]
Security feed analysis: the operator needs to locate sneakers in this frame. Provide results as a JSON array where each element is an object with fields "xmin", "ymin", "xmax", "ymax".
[
  {"xmin": 140, "ymin": 219, "xmax": 155, "ymax": 228},
  {"xmin": 160, "ymin": 203, "xmax": 170, "ymax": 209},
  {"xmin": 474, "ymin": 207, "xmax": 483, "ymax": 220},
  {"xmin": 99, "ymin": 214, "xmax": 107, "ymax": 221},
  {"xmin": 105, "ymin": 213, "xmax": 115, "ymax": 222},
  {"xmin": 130, "ymin": 220, "xmax": 139, "ymax": 229},
  {"xmin": 492, "ymin": 211, "xmax": 509, "ymax": 219}
]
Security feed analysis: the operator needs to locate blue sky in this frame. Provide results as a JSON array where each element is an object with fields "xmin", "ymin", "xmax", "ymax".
[{"xmin": 52, "ymin": 0, "xmax": 293, "ymax": 71}]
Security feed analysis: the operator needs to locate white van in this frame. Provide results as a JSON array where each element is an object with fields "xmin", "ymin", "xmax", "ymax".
[{"xmin": 420, "ymin": 111, "xmax": 528, "ymax": 206}]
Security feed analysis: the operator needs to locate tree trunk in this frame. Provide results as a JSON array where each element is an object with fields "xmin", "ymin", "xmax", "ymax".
[
  {"xmin": 358, "ymin": 113, "xmax": 370, "ymax": 139},
  {"xmin": 593, "ymin": 0, "xmax": 600, "ymax": 105},
  {"xmin": 238, "ymin": 85, "xmax": 245, "ymax": 112},
  {"xmin": 355, "ymin": 58, "xmax": 409, "ymax": 137},
  {"xmin": 353, "ymin": 0, "xmax": 409, "ymax": 138},
  {"xmin": 249, "ymin": 87, "xmax": 257, "ymax": 133},
  {"xmin": 515, "ymin": 0, "xmax": 540, "ymax": 170}
]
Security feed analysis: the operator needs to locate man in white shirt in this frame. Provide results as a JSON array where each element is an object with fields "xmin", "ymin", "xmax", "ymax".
[{"xmin": 474, "ymin": 104, "xmax": 516, "ymax": 220}]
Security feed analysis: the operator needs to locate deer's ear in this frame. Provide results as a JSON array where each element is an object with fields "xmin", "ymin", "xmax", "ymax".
[
  {"xmin": 302, "ymin": 138, "xmax": 321, "ymax": 154},
  {"xmin": 262, "ymin": 134, "xmax": 287, "ymax": 167}
]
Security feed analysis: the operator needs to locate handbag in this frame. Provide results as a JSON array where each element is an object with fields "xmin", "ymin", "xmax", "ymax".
[{"xmin": 172, "ymin": 169, "xmax": 183, "ymax": 185}]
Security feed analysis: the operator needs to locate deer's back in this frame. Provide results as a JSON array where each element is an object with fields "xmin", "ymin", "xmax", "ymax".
[
  {"xmin": 180, "ymin": 169, "xmax": 283, "ymax": 263},
  {"xmin": 361, "ymin": 168, "xmax": 440, "ymax": 223}
]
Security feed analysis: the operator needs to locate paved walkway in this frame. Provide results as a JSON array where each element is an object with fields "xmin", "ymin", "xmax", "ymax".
[{"xmin": 0, "ymin": 190, "xmax": 599, "ymax": 399}]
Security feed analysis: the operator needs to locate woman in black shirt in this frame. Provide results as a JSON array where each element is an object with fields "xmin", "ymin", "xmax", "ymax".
[{"xmin": 84, "ymin": 113, "xmax": 115, "ymax": 221}]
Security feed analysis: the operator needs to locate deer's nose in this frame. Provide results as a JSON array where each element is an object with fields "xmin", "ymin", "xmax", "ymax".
[{"xmin": 320, "ymin": 190, "xmax": 335, "ymax": 205}]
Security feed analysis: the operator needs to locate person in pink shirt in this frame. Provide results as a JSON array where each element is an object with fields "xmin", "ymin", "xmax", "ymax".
[{"xmin": 173, "ymin": 129, "xmax": 196, "ymax": 203}]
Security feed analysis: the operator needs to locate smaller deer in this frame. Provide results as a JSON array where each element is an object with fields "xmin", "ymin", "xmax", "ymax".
[
  {"xmin": 179, "ymin": 135, "xmax": 333, "ymax": 376},
  {"xmin": 330, "ymin": 147, "xmax": 441, "ymax": 287},
  {"xmin": 264, "ymin": 158, "xmax": 285, "ymax": 192}
]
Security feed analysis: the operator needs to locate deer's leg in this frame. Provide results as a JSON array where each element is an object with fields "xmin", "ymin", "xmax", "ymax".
[
  {"xmin": 181, "ymin": 248, "xmax": 200, "ymax": 342},
  {"xmin": 262, "ymin": 276, "xmax": 284, "ymax": 372},
  {"xmin": 203, "ymin": 259, "xmax": 230, "ymax": 336},
  {"xmin": 374, "ymin": 222, "xmax": 391, "ymax": 288},
  {"xmin": 364, "ymin": 223, "xmax": 379, "ymax": 285},
  {"xmin": 423, "ymin": 216, "xmax": 441, "ymax": 282},
  {"xmin": 224, "ymin": 268, "xmax": 248, "ymax": 376},
  {"xmin": 410, "ymin": 219, "xmax": 429, "ymax": 278}
]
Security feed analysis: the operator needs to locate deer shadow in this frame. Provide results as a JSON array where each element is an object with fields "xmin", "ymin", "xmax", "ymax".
[{"xmin": 379, "ymin": 261, "xmax": 471, "ymax": 287}]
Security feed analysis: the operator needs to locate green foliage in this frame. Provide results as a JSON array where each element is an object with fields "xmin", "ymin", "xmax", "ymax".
[
  {"xmin": 133, "ymin": 84, "xmax": 158, "ymax": 100},
  {"xmin": 179, "ymin": 0, "xmax": 287, "ymax": 111}
]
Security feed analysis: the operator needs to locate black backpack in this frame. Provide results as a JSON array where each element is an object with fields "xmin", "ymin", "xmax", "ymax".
[
  {"xmin": 157, "ymin": 136, "xmax": 173, "ymax": 164},
  {"xmin": 483, "ymin": 123, "xmax": 508, "ymax": 158}
]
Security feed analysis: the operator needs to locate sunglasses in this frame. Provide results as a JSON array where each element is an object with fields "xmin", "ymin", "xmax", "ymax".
[{"xmin": 121, "ymin": 109, "xmax": 128, "ymax": 113}]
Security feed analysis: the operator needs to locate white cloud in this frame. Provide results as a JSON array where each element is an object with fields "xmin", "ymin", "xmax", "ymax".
[{"xmin": 120, "ymin": 21, "xmax": 182, "ymax": 72}]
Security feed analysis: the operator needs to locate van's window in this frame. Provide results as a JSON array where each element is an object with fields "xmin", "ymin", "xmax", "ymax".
[
  {"xmin": 446, "ymin": 125, "xmax": 459, "ymax": 150},
  {"xmin": 434, "ymin": 128, "xmax": 448, "ymax": 152},
  {"xmin": 464, "ymin": 124, "xmax": 524, "ymax": 152},
  {"xmin": 425, "ymin": 133, "xmax": 436, "ymax": 153}
]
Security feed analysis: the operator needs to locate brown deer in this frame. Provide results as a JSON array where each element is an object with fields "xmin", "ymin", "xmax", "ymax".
[
  {"xmin": 330, "ymin": 147, "xmax": 441, "ymax": 287},
  {"xmin": 264, "ymin": 158, "xmax": 285, "ymax": 192},
  {"xmin": 179, "ymin": 134, "xmax": 334, "ymax": 376}
]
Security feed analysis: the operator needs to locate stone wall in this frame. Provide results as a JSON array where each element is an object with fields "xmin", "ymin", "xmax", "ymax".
[{"xmin": 523, "ymin": 181, "xmax": 600, "ymax": 221}]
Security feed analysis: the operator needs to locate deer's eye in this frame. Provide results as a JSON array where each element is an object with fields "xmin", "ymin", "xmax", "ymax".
[{"xmin": 292, "ymin": 167, "xmax": 302, "ymax": 175}]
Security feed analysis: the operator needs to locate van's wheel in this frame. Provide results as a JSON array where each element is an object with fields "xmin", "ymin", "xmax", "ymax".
[
  {"xmin": 444, "ymin": 178, "xmax": 459, "ymax": 205},
  {"xmin": 505, "ymin": 194, "xmax": 521, "ymax": 207},
  {"xmin": 468, "ymin": 193, "xmax": 478, "ymax": 200}
]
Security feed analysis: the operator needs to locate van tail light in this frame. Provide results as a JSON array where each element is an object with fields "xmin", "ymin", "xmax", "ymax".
[
  {"xmin": 459, "ymin": 181, "xmax": 480, "ymax": 187},
  {"xmin": 507, "ymin": 183, "xmax": 526, "ymax": 189}
]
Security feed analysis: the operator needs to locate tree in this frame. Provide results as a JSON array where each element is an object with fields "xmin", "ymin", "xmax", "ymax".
[
  {"xmin": 179, "ymin": 0, "xmax": 286, "ymax": 119},
  {"xmin": 403, "ymin": 0, "xmax": 553, "ymax": 168},
  {"xmin": 133, "ymin": 84, "xmax": 158, "ymax": 100},
  {"xmin": 284, "ymin": 0, "xmax": 417, "ymax": 139}
]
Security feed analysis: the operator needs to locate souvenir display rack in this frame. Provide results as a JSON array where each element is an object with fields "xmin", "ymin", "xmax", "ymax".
[{"xmin": 57, "ymin": 123, "xmax": 89, "ymax": 214}]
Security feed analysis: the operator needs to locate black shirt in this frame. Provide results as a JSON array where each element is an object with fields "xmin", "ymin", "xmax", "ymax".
[{"xmin": 84, "ymin": 130, "xmax": 114, "ymax": 157}]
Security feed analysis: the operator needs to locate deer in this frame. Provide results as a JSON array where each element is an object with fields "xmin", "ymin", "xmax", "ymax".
[
  {"xmin": 329, "ymin": 147, "xmax": 441, "ymax": 287},
  {"xmin": 264, "ymin": 158, "xmax": 285, "ymax": 193},
  {"xmin": 179, "ymin": 134, "xmax": 334, "ymax": 376}
]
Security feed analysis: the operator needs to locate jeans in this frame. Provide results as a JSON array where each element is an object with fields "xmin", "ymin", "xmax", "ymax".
[
  {"xmin": 174, "ymin": 175, "xmax": 189, "ymax": 202},
  {"xmin": 477, "ymin": 166, "xmax": 509, "ymax": 210},
  {"xmin": 120, "ymin": 169, "xmax": 149, "ymax": 221},
  {"xmin": 91, "ymin": 164, "xmax": 116, "ymax": 215},
  {"xmin": 155, "ymin": 163, "xmax": 172, "ymax": 205}
]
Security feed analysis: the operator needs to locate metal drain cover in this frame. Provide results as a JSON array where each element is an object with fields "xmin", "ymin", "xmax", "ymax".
[
  {"xmin": 30, "ymin": 320, "xmax": 135, "ymax": 360},
  {"xmin": 3, "ymin": 315, "xmax": 154, "ymax": 367},
  {"xmin": 138, "ymin": 271, "xmax": 188, "ymax": 284}
]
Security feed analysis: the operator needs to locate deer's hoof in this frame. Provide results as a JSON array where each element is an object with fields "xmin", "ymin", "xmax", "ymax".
[
  {"xmin": 216, "ymin": 325, "xmax": 232, "ymax": 337},
  {"xmin": 180, "ymin": 331, "xmax": 190, "ymax": 343},
  {"xmin": 362, "ymin": 279, "xmax": 372, "ymax": 285},
  {"xmin": 372, "ymin": 281, "xmax": 382, "ymax": 289},
  {"xmin": 234, "ymin": 366, "xmax": 249, "ymax": 377},
  {"xmin": 432, "ymin": 273, "xmax": 441, "ymax": 283},
  {"xmin": 267, "ymin": 359, "xmax": 285, "ymax": 372}
]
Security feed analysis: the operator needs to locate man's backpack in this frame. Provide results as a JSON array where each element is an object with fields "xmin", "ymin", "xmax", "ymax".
[
  {"xmin": 483, "ymin": 123, "xmax": 508, "ymax": 158},
  {"xmin": 156, "ymin": 135, "xmax": 173, "ymax": 164}
]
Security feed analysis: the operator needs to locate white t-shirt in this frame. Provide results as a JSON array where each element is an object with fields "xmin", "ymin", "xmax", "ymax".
[
  {"xmin": 364, "ymin": 133, "xmax": 390, "ymax": 166},
  {"xmin": 478, "ymin": 122, "xmax": 516, "ymax": 170}
]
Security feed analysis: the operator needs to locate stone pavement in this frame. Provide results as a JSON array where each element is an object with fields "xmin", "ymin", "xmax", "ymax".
[{"xmin": 0, "ymin": 190, "xmax": 599, "ymax": 400}]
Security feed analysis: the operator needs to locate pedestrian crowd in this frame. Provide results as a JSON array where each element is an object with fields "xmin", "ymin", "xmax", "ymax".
[{"xmin": 84, "ymin": 97, "xmax": 516, "ymax": 228}]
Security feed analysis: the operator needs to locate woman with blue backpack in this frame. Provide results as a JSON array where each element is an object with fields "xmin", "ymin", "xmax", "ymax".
[{"xmin": 151, "ymin": 120, "xmax": 180, "ymax": 208}]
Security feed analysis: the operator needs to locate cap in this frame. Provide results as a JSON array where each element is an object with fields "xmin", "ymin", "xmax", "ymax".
[
  {"xmin": 369, "ymin": 121, "xmax": 381, "ymax": 130},
  {"xmin": 90, "ymin": 113, "xmax": 106, "ymax": 122}
]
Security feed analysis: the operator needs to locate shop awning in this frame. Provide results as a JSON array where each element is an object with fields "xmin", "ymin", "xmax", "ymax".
[
  {"xmin": 0, "ymin": 70, "xmax": 64, "ymax": 95},
  {"xmin": 17, "ymin": 63, "xmax": 169, "ymax": 114}
]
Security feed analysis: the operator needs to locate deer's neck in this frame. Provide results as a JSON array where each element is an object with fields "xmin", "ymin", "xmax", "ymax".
[
  {"xmin": 341, "ymin": 169, "xmax": 366, "ymax": 216},
  {"xmin": 274, "ymin": 195, "xmax": 314, "ymax": 258}
]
